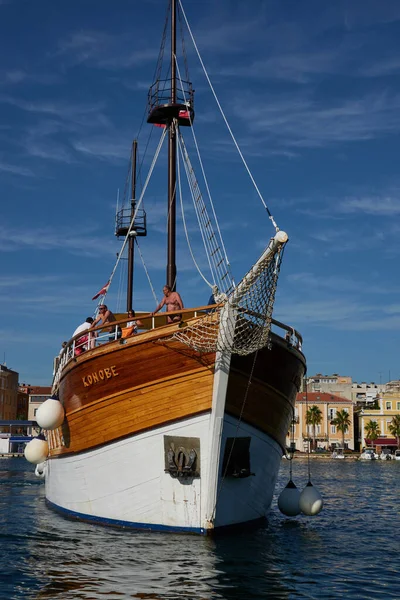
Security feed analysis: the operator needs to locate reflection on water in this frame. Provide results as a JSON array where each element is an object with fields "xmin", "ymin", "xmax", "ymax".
[{"xmin": 1, "ymin": 458, "xmax": 399, "ymax": 599}]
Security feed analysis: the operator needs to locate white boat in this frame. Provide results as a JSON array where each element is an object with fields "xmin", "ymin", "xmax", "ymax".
[
  {"xmin": 359, "ymin": 448, "xmax": 377, "ymax": 460},
  {"xmin": 394, "ymin": 450, "xmax": 400, "ymax": 461},
  {"xmin": 331, "ymin": 449, "xmax": 345, "ymax": 459},
  {"xmin": 379, "ymin": 449, "xmax": 393, "ymax": 460},
  {"xmin": 27, "ymin": 0, "xmax": 306, "ymax": 534}
]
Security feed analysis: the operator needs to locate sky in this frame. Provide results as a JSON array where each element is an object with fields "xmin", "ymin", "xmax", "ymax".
[{"xmin": 1, "ymin": 0, "xmax": 400, "ymax": 386}]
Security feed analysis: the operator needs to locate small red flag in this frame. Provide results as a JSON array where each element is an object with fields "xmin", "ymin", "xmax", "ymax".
[
  {"xmin": 178, "ymin": 110, "xmax": 190, "ymax": 119},
  {"xmin": 92, "ymin": 281, "xmax": 110, "ymax": 300}
]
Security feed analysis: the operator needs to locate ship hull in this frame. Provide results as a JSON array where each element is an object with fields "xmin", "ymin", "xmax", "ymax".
[{"xmin": 45, "ymin": 328, "xmax": 305, "ymax": 533}]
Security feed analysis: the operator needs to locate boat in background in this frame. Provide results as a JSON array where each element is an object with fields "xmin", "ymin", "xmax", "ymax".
[
  {"xmin": 379, "ymin": 449, "xmax": 393, "ymax": 460},
  {"xmin": 359, "ymin": 448, "xmax": 377, "ymax": 460},
  {"xmin": 331, "ymin": 448, "xmax": 345, "ymax": 459},
  {"xmin": 32, "ymin": 0, "xmax": 306, "ymax": 534}
]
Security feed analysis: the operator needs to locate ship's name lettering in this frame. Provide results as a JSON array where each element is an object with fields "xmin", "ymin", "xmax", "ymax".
[{"xmin": 82, "ymin": 366, "xmax": 119, "ymax": 387}]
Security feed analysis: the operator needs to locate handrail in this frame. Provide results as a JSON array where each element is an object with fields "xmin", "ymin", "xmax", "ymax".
[{"xmin": 52, "ymin": 304, "xmax": 303, "ymax": 391}]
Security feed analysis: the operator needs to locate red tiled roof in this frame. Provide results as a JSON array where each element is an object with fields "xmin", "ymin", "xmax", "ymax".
[{"xmin": 296, "ymin": 392, "xmax": 351, "ymax": 404}]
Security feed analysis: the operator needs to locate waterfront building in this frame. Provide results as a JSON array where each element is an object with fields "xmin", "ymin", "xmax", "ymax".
[
  {"xmin": 0, "ymin": 364, "xmax": 19, "ymax": 431},
  {"xmin": 306, "ymin": 374, "xmax": 353, "ymax": 400},
  {"xmin": 306, "ymin": 373, "xmax": 386, "ymax": 407},
  {"xmin": 288, "ymin": 392, "xmax": 355, "ymax": 451},
  {"xmin": 17, "ymin": 386, "xmax": 29, "ymax": 420},
  {"xmin": 358, "ymin": 381, "xmax": 400, "ymax": 452},
  {"xmin": 351, "ymin": 381, "xmax": 383, "ymax": 407},
  {"xmin": 26, "ymin": 386, "xmax": 52, "ymax": 430}
]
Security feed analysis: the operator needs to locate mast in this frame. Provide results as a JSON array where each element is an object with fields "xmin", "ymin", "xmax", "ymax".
[
  {"xmin": 167, "ymin": 0, "xmax": 177, "ymax": 290},
  {"xmin": 146, "ymin": 0, "xmax": 195, "ymax": 289},
  {"xmin": 127, "ymin": 140, "xmax": 138, "ymax": 311}
]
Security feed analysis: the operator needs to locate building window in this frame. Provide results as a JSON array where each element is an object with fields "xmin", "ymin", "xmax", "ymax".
[
  {"xmin": 386, "ymin": 401, "xmax": 392, "ymax": 410},
  {"xmin": 30, "ymin": 395, "xmax": 47, "ymax": 404},
  {"xmin": 397, "ymin": 402, "xmax": 400, "ymax": 411},
  {"xmin": 34, "ymin": 408, "xmax": 38, "ymax": 417},
  {"xmin": 329, "ymin": 408, "xmax": 337, "ymax": 420},
  {"xmin": 331, "ymin": 425, "xmax": 337, "ymax": 434}
]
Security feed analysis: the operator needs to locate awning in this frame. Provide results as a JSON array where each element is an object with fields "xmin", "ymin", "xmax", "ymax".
[{"xmin": 365, "ymin": 437, "xmax": 398, "ymax": 446}]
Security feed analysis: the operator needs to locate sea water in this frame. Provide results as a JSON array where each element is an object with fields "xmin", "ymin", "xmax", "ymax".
[{"xmin": 1, "ymin": 457, "xmax": 399, "ymax": 599}]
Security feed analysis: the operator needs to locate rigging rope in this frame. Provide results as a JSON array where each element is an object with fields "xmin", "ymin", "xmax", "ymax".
[
  {"xmin": 102, "ymin": 127, "xmax": 168, "ymax": 304},
  {"xmin": 135, "ymin": 238, "xmax": 159, "ymax": 305},
  {"xmin": 177, "ymin": 131, "xmax": 230, "ymax": 293},
  {"xmin": 178, "ymin": 0, "xmax": 279, "ymax": 232},
  {"xmin": 171, "ymin": 234, "xmax": 287, "ymax": 356},
  {"xmin": 174, "ymin": 57, "xmax": 234, "ymax": 285},
  {"xmin": 176, "ymin": 134, "xmax": 214, "ymax": 288}
]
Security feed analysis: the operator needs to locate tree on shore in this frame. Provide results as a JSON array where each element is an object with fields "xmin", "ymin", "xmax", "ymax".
[
  {"xmin": 388, "ymin": 414, "xmax": 400, "ymax": 449},
  {"xmin": 364, "ymin": 420, "xmax": 381, "ymax": 448},
  {"xmin": 306, "ymin": 405, "xmax": 323, "ymax": 450},
  {"xmin": 331, "ymin": 409, "xmax": 351, "ymax": 449}
]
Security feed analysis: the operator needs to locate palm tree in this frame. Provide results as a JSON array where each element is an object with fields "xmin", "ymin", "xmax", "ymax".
[
  {"xmin": 331, "ymin": 409, "xmax": 351, "ymax": 450},
  {"xmin": 388, "ymin": 414, "xmax": 400, "ymax": 449},
  {"xmin": 364, "ymin": 420, "xmax": 381, "ymax": 448},
  {"xmin": 306, "ymin": 405, "xmax": 323, "ymax": 451}
]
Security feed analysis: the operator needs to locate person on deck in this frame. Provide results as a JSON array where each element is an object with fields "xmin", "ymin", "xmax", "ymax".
[
  {"xmin": 152, "ymin": 285, "xmax": 184, "ymax": 324},
  {"xmin": 121, "ymin": 310, "xmax": 143, "ymax": 339},
  {"xmin": 91, "ymin": 305, "xmax": 118, "ymax": 341},
  {"xmin": 72, "ymin": 317, "xmax": 94, "ymax": 355}
]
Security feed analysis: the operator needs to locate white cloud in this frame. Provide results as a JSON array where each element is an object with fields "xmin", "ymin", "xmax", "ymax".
[
  {"xmin": 56, "ymin": 30, "xmax": 158, "ymax": 70},
  {"xmin": 0, "ymin": 161, "xmax": 35, "ymax": 176},
  {"xmin": 0, "ymin": 275, "xmax": 60, "ymax": 289},
  {"xmin": 337, "ymin": 196, "xmax": 400, "ymax": 216},
  {"xmin": 0, "ymin": 224, "xmax": 117, "ymax": 257},
  {"xmin": 236, "ymin": 92, "xmax": 400, "ymax": 147},
  {"xmin": 275, "ymin": 298, "xmax": 400, "ymax": 331},
  {"xmin": 0, "ymin": 94, "xmax": 106, "ymax": 121}
]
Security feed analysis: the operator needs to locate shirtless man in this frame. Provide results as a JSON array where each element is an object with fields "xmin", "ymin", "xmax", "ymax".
[
  {"xmin": 91, "ymin": 304, "xmax": 118, "ymax": 339},
  {"xmin": 152, "ymin": 285, "xmax": 184, "ymax": 323}
]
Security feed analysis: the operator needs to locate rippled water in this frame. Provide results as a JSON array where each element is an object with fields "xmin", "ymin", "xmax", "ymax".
[{"xmin": 1, "ymin": 457, "xmax": 399, "ymax": 599}]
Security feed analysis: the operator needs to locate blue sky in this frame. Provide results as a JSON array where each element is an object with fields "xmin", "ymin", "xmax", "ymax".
[{"xmin": 1, "ymin": 0, "xmax": 400, "ymax": 386}]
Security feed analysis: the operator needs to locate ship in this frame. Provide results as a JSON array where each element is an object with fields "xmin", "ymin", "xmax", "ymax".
[{"xmin": 30, "ymin": 0, "xmax": 306, "ymax": 534}]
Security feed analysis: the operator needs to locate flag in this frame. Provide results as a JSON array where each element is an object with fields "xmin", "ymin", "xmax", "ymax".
[
  {"xmin": 154, "ymin": 123, "xmax": 166, "ymax": 128},
  {"xmin": 92, "ymin": 281, "xmax": 110, "ymax": 300},
  {"xmin": 178, "ymin": 110, "xmax": 190, "ymax": 119}
]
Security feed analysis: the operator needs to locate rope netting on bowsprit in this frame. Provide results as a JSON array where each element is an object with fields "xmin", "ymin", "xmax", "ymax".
[{"xmin": 171, "ymin": 239, "xmax": 286, "ymax": 356}]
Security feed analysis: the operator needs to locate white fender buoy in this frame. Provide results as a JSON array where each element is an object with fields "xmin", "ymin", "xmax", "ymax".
[
  {"xmin": 36, "ymin": 398, "xmax": 64, "ymax": 430},
  {"xmin": 35, "ymin": 461, "xmax": 47, "ymax": 479},
  {"xmin": 278, "ymin": 480, "xmax": 301, "ymax": 516},
  {"xmin": 299, "ymin": 481, "xmax": 323, "ymax": 516},
  {"xmin": 24, "ymin": 435, "xmax": 49, "ymax": 465}
]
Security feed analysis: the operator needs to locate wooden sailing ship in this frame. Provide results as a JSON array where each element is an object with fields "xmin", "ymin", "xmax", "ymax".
[{"xmin": 34, "ymin": 0, "xmax": 306, "ymax": 534}]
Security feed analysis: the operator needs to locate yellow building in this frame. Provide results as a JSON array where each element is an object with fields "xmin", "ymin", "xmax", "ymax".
[
  {"xmin": 359, "ymin": 381, "xmax": 400, "ymax": 451},
  {"xmin": 287, "ymin": 392, "xmax": 355, "ymax": 452}
]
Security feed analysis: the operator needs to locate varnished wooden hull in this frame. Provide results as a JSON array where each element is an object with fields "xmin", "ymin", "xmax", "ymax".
[{"xmin": 45, "ymin": 328, "xmax": 305, "ymax": 532}]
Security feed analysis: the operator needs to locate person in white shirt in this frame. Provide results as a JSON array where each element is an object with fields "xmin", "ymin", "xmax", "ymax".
[{"xmin": 72, "ymin": 317, "xmax": 94, "ymax": 355}]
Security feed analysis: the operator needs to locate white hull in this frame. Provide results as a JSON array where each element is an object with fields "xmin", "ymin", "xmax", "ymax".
[{"xmin": 45, "ymin": 412, "xmax": 281, "ymax": 534}]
